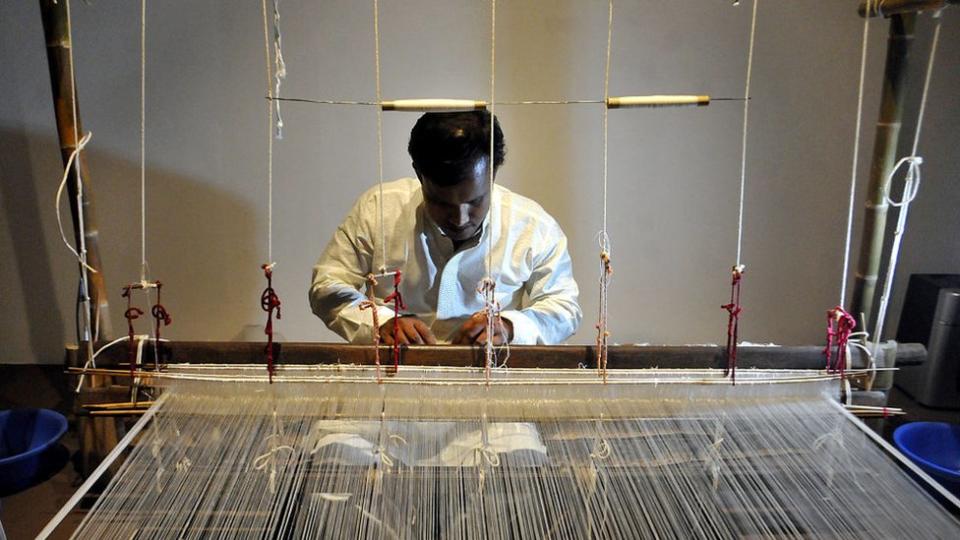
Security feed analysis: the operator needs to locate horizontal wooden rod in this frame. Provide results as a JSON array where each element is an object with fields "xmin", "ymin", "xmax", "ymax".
[
  {"xmin": 70, "ymin": 341, "xmax": 928, "ymax": 370},
  {"xmin": 381, "ymin": 99, "xmax": 487, "ymax": 111},
  {"xmin": 607, "ymin": 95, "xmax": 710, "ymax": 108},
  {"xmin": 267, "ymin": 96, "xmax": 746, "ymax": 107}
]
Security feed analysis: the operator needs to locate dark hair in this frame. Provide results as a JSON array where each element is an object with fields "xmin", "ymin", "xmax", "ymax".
[{"xmin": 407, "ymin": 110, "xmax": 506, "ymax": 186}]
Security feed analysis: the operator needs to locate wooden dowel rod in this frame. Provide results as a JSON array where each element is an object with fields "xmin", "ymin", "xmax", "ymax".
[
  {"xmin": 606, "ymin": 95, "xmax": 710, "ymax": 108},
  {"xmin": 89, "ymin": 410, "xmax": 146, "ymax": 417},
  {"xmin": 381, "ymin": 99, "xmax": 487, "ymax": 112},
  {"xmin": 85, "ymin": 401, "xmax": 155, "ymax": 410}
]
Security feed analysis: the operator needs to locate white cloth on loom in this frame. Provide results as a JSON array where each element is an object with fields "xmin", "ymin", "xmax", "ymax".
[
  {"xmin": 307, "ymin": 420, "xmax": 548, "ymax": 467},
  {"xmin": 310, "ymin": 178, "xmax": 582, "ymax": 344}
]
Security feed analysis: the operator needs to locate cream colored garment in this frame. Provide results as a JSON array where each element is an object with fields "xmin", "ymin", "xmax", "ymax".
[{"xmin": 310, "ymin": 178, "xmax": 581, "ymax": 344}]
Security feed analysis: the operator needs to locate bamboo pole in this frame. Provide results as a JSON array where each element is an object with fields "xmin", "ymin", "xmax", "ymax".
[
  {"xmin": 850, "ymin": 14, "xmax": 915, "ymax": 327},
  {"xmin": 39, "ymin": 0, "xmax": 112, "ymax": 341},
  {"xmin": 40, "ymin": 0, "xmax": 118, "ymax": 479}
]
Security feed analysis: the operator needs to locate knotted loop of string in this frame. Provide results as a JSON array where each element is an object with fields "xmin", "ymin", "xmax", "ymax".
[
  {"xmin": 55, "ymin": 131, "xmax": 98, "ymax": 274},
  {"xmin": 260, "ymin": 263, "xmax": 282, "ymax": 382},
  {"xmin": 885, "ymin": 156, "xmax": 922, "ymax": 208},
  {"xmin": 477, "ymin": 277, "xmax": 501, "ymax": 380},
  {"xmin": 383, "ymin": 271, "xmax": 406, "ymax": 371},
  {"xmin": 721, "ymin": 265, "xmax": 745, "ymax": 383},
  {"xmin": 824, "ymin": 306, "xmax": 856, "ymax": 377},
  {"xmin": 123, "ymin": 285, "xmax": 145, "ymax": 376},
  {"xmin": 590, "ymin": 437, "xmax": 612, "ymax": 460},
  {"xmin": 702, "ymin": 435, "xmax": 725, "ymax": 491}
]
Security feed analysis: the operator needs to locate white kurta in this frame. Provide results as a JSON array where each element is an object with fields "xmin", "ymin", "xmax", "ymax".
[{"xmin": 310, "ymin": 178, "xmax": 581, "ymax": 344}]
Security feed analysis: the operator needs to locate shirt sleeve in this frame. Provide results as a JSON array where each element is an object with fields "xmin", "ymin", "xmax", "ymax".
[
  {"xmin": 501, "ymin": 221, "xmax": 582, "ymax": 345},
  {"xmin": 309, "ymin": 195, "xmax": 396, "ymax": 343}
]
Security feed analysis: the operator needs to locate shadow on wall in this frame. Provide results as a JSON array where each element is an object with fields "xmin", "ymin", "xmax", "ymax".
[
  {"xmin": 1, "ymin": 128, "xmax": 265, "ymax": 351},
  {"xmin": 0, "ymin": 127, "xmax": 66, "ymax": 364}
]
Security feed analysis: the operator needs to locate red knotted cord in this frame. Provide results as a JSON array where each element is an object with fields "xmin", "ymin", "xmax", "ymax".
[
  {"xmin": 150, "ymin": 282, "xmax": 172, "ymax": 363},
  {"xmin": 824, "ymin": 306, "xmax": 856, "ymax": 378},
  {"xmin": 721, "ymin": 266, "xmax": 744, "ymax": 384},
  {"xmin": 260, "ymin": 264, "xmax": 282, "ymax": 382},
  {"xmin": 122, "ymin": 285, "xmax": 144, "ymax": 377},
  {"xmin": 382, "ymin": 270, "xmax": 405, "ymax": 372}
]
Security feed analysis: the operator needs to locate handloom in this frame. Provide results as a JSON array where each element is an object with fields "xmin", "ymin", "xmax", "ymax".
[{"xmin": 46, "ymin": 364, "xmax": 960, "ymax": 538}]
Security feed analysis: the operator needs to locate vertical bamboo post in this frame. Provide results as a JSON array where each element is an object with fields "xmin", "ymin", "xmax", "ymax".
[
  {"xmin": 849, "ymin": 13, "xmax": 915, "ymax": 327},
  {"xmin": 40, "ymin": 0, "xmax": 118, "ymax": 478},
  {"xmin": 39, "ymin": 0, "xmax": 112, "ymax": 342}
]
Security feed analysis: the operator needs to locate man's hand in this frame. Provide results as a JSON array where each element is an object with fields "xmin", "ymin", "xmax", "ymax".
[
  {"xmin": 452, "ymin": 311, "xmax": 514, "ymax": 345},
  {"xmin": 379, "ymin": 316, "xmax": 438, "ymax": 345}
]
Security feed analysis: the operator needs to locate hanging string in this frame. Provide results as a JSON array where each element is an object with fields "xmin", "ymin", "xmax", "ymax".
[
  {"xmin": 821, "ymin": 0, "xmax": 874, "ymax": 374},
  {"xmin": 595, "ymin": 0, "xmax": 614, "ymax": 382},
  {"xmin": 735, "ymin": 0, "xmax": 757, "ymax": 268},
  {"xmin": 383, "ymin": 271, "xmax": 406, "ymax": 372},
  {"xmin": 271, "ymin": 0, "xmax": 287, "ymax": 139},
  {"xmin": 721, "ymin": 0, "xmax": 758, "ymax": 383},
  {"xmin": 360, "ymin": 274, "xmax": 383, "ymax": 383},
  {"xmin": 259, "ymin": 0, "xmax": 284, "ymax": 380},
  {"xmin": 260, "ymin": 0, "xmax": 276, "ymax": 266},
  {"xmin": 373, "ymin": 0, "xmax": 387, "ymax": 273},
  {"xmin": 838, "ymin": 0, "xmax": 873, "ymax": 308},
  {"xmin": 870, "ymin": 12, "xmax": 942, "ymax": 355},
  {"xmin": 55, "ymin": 132, "xmax": 97, "ymax": 275},
  {"xmin": 139, "ymin": 0, "xmax": 148, "ymax": 282},
  {"xmin": 480, "ymin": 0, "xmax": 498, "ymax": 379}
]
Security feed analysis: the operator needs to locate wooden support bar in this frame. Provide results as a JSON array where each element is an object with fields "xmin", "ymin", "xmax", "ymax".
[
  {"xmin": 73, "ymin": 341, "xmax": 926, "ymax": 370},
  {"xmin": 859, "ymin": 0, "xmax": 957, "ymax": 17},
  {"xmin": 606, "ymin": 95, "xmax": 710, "ymax": 108},
  {"xmin": 381, "ymin": 99, "xmax": 487, "ymax": 112}
]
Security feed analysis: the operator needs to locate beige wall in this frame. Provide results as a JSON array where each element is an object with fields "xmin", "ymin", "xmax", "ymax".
[{"xmin": 1, "ymin": 1, "xmax": 957, "ymax": 364}]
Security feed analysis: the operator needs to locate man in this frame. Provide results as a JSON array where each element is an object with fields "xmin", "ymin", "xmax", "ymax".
[{"xmin": 310, "ymin": 111, "xmax": 581, "ymax": 345}]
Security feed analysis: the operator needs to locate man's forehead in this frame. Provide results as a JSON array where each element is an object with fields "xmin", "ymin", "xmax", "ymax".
[{"xmin": 420, "ymin": 160, "xmax": 490, "ymax": 203}]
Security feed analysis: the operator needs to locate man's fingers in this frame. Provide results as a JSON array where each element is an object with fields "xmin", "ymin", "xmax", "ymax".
[
  {"xmin": 413, "ymin": 320, "xmax": 438, "ymax": 345},
  {"xmin": 463, "ymin": 320, "xmax": 485, "ymax": 340},
  {"xmin": 402, "ymin": 321, "xmax": 424, "ymax": 345}
]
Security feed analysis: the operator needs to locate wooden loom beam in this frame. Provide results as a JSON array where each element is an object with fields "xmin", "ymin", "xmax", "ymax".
[{"xmin": 74, "ymin": 341, "xmax": 927, "ymax": 371}]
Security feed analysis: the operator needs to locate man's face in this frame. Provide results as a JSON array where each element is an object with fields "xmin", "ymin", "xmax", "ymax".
[{"xmin": 417, "ymin": 158, "xmax": 492, "ymax": 242}]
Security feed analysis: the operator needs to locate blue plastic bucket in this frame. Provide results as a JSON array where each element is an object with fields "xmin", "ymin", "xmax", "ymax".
[
  {"xmin": 893, "ymin": 421, "xmax": 960, "ymax": 496},
  {"xmin": 0, "ymin": 409, "xmax": 68, "ymax": 496}
]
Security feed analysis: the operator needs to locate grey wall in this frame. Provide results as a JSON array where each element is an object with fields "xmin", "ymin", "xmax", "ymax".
[{"xmin": 1, "ymin": 0, "xmax": 957, "ymax": 364}]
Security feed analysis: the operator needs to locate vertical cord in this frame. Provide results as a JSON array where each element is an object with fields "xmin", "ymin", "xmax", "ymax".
[
  {"xmin": 600, "ymin": 0, "xmax": 612, "ymax": 248},
  {"xmin": 596, "ymin": 0, "xmax": 613, "ymax": 380},
  {"xmin": 839, "ymin": 0, "xmax": 872, "ymax": 307},
  {"xmin": 482, "ymin": 0, "xmax": 497, "ymax": 375},
  {"xmin": 909, "ymin": 13, "xmax": 941, "ymax": 158},
  {"xmin": 261, "ymin": 0, "xmax": 275, "ymax": 265},
  {"xmin": 140, "ymin": 0, "xmax": 147, "ymax": 282},
  {"xmin": 64, "ymin": 0, "xmax": 93, "ymax": 345},
  {"xmin": 485, "ymin": 0, "xmax": 497, "ymax": 279},
  {"xmin": 272, "ymin": 0, "xmax": 287, "ymax": 139},
  {"xmin": 735, "ymin": 0, "xmax": 757, "ymax": 268},
  {"xmin": 373, "ymin": 0, "xmax": 386, "ymax": 273}
]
